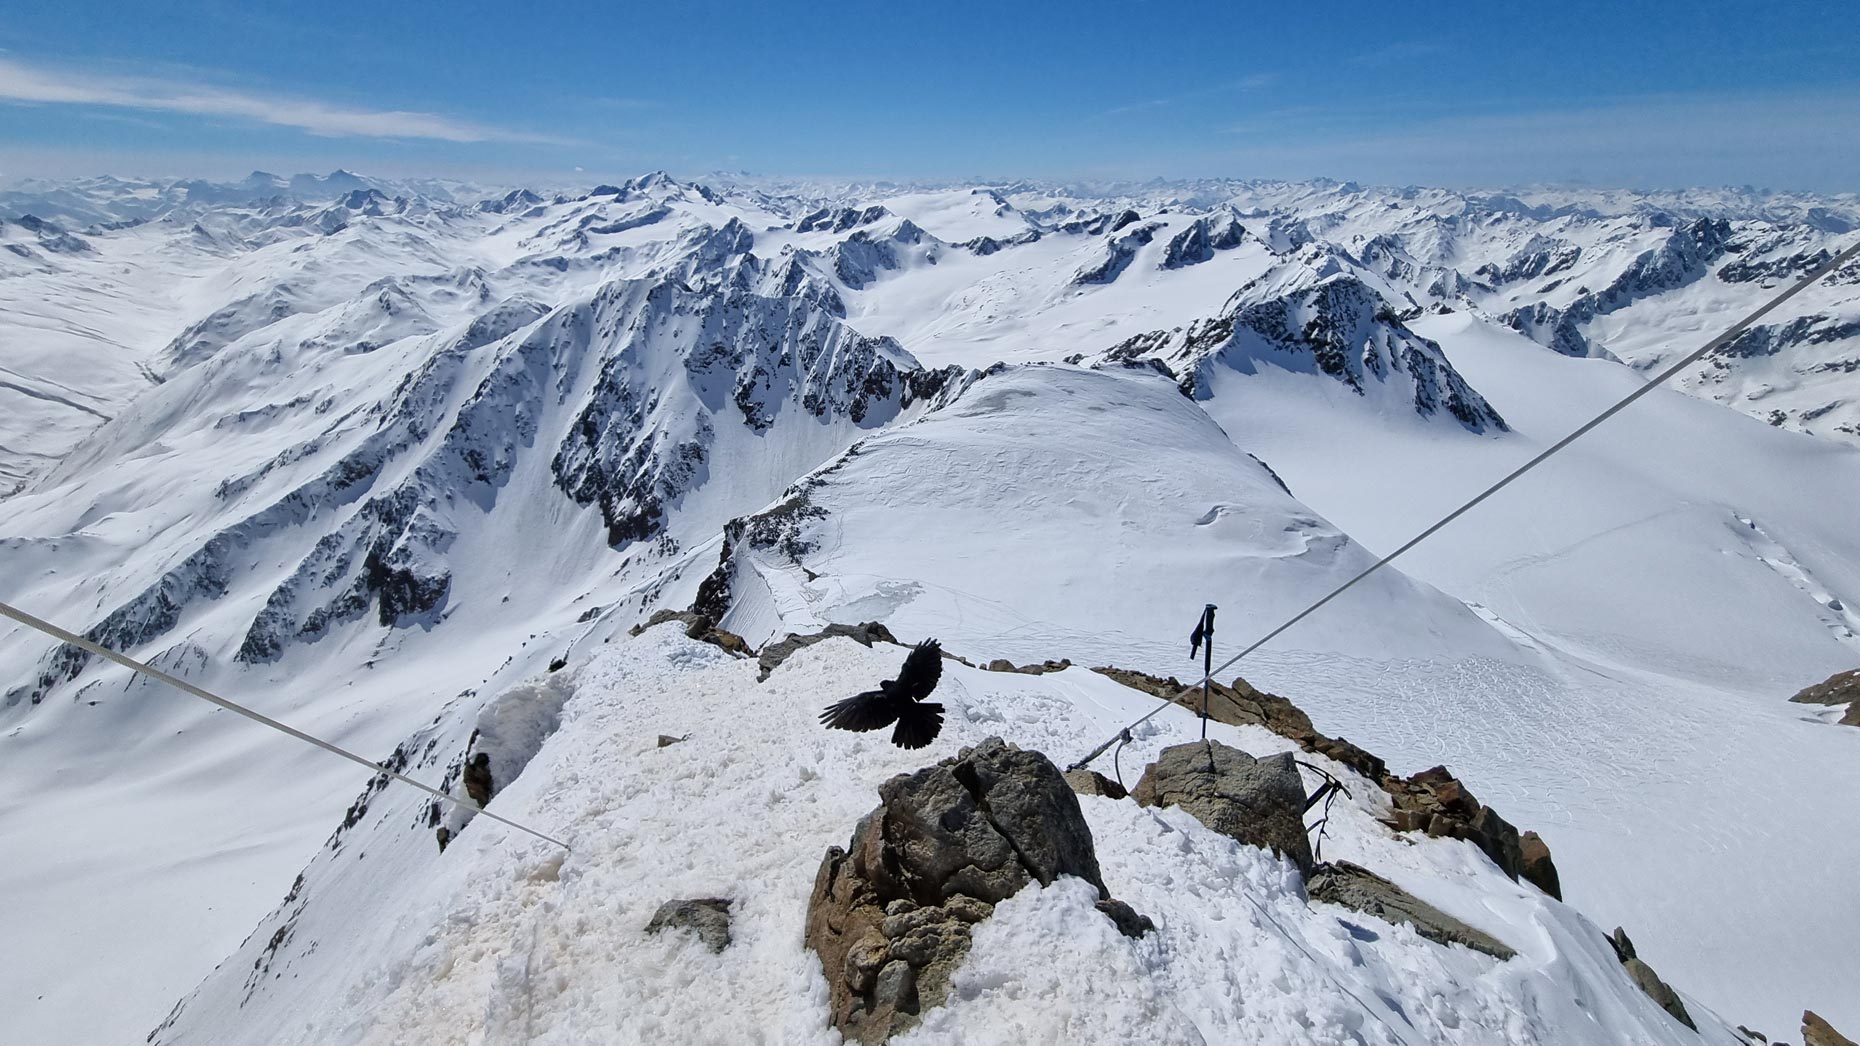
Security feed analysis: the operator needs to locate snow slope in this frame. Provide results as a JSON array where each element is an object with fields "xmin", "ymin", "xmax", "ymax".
[
  {"xmin": 709, "ymin": 363, "xmax": 1521, "ymax": 670},
  {"xmin": 0, "ymin": 216, "xmax": 205, "ymax": 492},
  {"xmin": 1192, "ymin": 311, "xmax": 1860, "ymax": 1036},
  {"xmin": 3, "ymin": 171, "xmax": 1858, "ymax": 1044},
  {"xmin": 0, "ymin": 178, "xmax": 953, "ymax": 1044},
  {"xmin": 151, "ymin": 625, "xmax": 1749, "ymax": 1046}
]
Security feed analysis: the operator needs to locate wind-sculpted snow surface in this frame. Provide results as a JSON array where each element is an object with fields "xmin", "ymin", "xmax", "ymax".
[
  {"xmin": 4, "ymin": 170, "xmax": 1860, "ymax": 1044},
  {"xmin": 150, "ymin": 627, "xmax": 1745, "ymax": 1046},
  {"xmin": 705, "ymin": 364, "xmax": 1518, "ymax": 669}
]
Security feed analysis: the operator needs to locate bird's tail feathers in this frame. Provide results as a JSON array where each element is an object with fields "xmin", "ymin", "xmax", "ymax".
[{"xmin": 890, "ymin": 702, "xmax": 945, "ymax": 750}]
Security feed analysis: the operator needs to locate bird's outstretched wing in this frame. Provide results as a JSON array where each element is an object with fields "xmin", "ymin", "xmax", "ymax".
[
  {"xmin": 820, "ymin": 690, "xmax": 899, "ymax": 732},
  {"xmin": 896, "ymin": 639, "xmax": 943, "ymax": 702},
  {"xmin": 891, "ymin": 701, "xmax": 945, "ymax": 750}
]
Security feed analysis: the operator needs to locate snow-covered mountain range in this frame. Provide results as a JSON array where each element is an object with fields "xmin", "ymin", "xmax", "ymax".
[{"xmin": 1, "ymin": 170, "xmax": 1857, "ymax": 1045}]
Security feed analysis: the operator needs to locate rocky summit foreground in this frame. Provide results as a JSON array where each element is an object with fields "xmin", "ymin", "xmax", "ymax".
[{"xmin": 805, "ymin": 737, "xmax": 1150, "ymax": 1043}]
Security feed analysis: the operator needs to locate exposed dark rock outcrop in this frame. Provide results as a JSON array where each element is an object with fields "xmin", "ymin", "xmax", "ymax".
[
  {"xmin": 1090, "ymin": 666, "xmax": 1388, "ymax": 783},
  {"xmin": 11, "ymin": 213, "xmax": 93, "ymax": 254},
  {"xmin": 550, "ymin": 263, "xmax": 961, "ymax": 549},
  {"xmin": 984, "ymin": 657, "xmax": 1072, "ymax": 675},
  {"xmin": 830, "ymin": 228, "xmax": 914, "ymax": 289},
  {"xmin": 646, "ymin": 898, "xmax": 733, "ymax": 953},
  {"xmin": 480, "ymin": 188, "xmax": 543, "ymax": 214},
  {"xmin": 580, "ymin": 204, "xmax": 671, "ymax": 236},
  {"xmin": 629, "ymin": 608, "xmax": 753, "ymax": 655},
  {"xmin": 1714, "ymin": 315, "xmax": 1860, "ymax": 362},
  {"xmin": 1474, "ymin": 237, "xmax": 1582, "ymax": 287},
  {"xmin": 1059, "ymin": 209, "xmax": 1134, "ymax": 237},
  {"xmin": 1719, "ymin": 244, "xmax": 1838, "ymax": 284},
  {"xmin": 1159, "ymin": 214, "xmax": 1246, "ymax": 269},
  {"xmin": 1806, "ymin": 1010, "xmax": 1859, "ymax": 1046},
  {"xmin": 1519, "ymin": 830, "xmax": 1563, "ymax": 900},
  {"xmin": 462, "ymin": 752, "xmax": 494, "ymax": 807},
  {"xmin": 1094, "ymin": 897, "xmax": 1154, "ymax": 938},
  {"xmin": 1100, "ymin": 273, "xmax": 1506, "ymax": 432},
  {"xmin": 1307, "ymin": 861, "xmax": 1515, "ymax": 959},
  {"xmin": 1073, "ymin": 221, "xmax": 1162, "ymax": 285},
  {"xmin": 757, "ymin": 621, "xmax": 898, "ymax": 680},
  {"xmin": 1790, "ymin": 668, "xmax": 1860, "ymax": 727},
  {"xmin": 1132, "ymin": 740, "xmax": 1314, "ymax": 873},
  {"xmin": 1501, "ymin": 217, "xmax": 1733, "ymax": 358},
  {"xmin": 207, "ymin": 297, "xmax": 547, "ymax": 668},
  {"xmin": 805, "ymin": 738, "xmax": 1148, "ymax": 1043},
  {"xmin": 1501, "ymin": 300, "xmax": 1595, "ymax": 359},
  {"xmin": 1088, "ymin": 664, "xmax": 1562, "ymax": 892},
  {"xmin": 796, "ymin": 205, "xmax": 889, "ymax": 234},
  {"xmin": 1064, "ymin": 768, "xmax": 1127, "ymax": 800},
  {"xmin": 1607, "ymin": 927, "xmax": 1696, "ymax": 1030},
  {"xmin": 1385, "ymin": 766, "xmax": 1527, "ymax": 884},
  {"xmin": 12, "ymin": 351, "xmax": 503, "ymax": 695}
]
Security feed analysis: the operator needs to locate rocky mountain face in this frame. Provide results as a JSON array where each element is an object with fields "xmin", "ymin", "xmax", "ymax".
[
  {"xmin": 2, "ymin": 182, "xmax": 961, "ymax": 705},
  {"xmin": 5, "ymin": 170, "xmax": 1860, "ymax": 1045},
  {"xmin": 1496, "ymin": 217, "xmax": 1735, "ymax": 360},
  {"xmin": 1097, "ymin": 270, "xmax": 1507, "ymax": 432},
  {"xmin": 1223, "ymin": 189, "xmax": 1860, "ymax": 442},
  {"xmin": 4, "ymin": 171, "xmax": 1560, "ymax": 712}
]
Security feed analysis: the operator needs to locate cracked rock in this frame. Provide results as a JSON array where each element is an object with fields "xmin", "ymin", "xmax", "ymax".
[
  {"xmin": 1308, "ymin": 862, "xmax": 1515, "ymax": 959},
  {"xmin": 804, "ymin": 737, "xmax": 1150, "ymax": 1043},
  {"xmin": 1065, "ymin": 768, "xmax": 1128, "ymax": 800},
  {"xmin": 758, "ymin": 621, "xmax": 897, "ymax": 680},
  {"xmin": 1606, "ymin": 926, "xmax": 1695, "ymax": 1030},
  {"xmin": 1133, "ymin": 740, "xmax": 1315, "ymax": 873},
  {"xmin": 645, "ymin": 898, "xmax": 733, "ymax": 953}
]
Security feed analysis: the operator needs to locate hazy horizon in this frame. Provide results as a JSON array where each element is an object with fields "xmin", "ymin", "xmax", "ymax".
[{"xmin": 2, "ymin": 1, "xmax": 1857, "ymax": 193}]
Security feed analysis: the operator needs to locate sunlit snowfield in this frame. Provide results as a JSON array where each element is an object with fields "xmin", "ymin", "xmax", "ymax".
[{"xmin": 1, "ymin": 174, "xmax": 1856, "ymax": 1043}]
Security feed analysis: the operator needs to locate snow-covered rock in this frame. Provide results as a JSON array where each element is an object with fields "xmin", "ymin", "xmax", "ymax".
[
  {"xmin": 4, "ymin": 170, "xmax": 1860, "ymax": 1045},
  {"xmin": 146, "ymin": 626, "xmax": 1753, "ymax": 1046},
  {"xmin": 1098, "ymin": 270, "xmax": 1506, "ymax": 431}
]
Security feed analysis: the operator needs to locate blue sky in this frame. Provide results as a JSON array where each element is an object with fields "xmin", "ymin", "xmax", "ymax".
[{"xmin": 2, "ymin": 0, "xmax": 1856, "ymax": 190}]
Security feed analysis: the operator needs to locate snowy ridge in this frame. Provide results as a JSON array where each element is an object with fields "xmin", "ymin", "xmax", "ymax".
[
  {"xmin": 1094, "ymin": 265, "xmax": 1506, "ymax": 432},
  {"xmin": 3, "ymin": 170, "xmax": 1860, "ymax": 1044},
  {"xmin": 701, "ymin": 364, "xmax": 1517, "ymax": 667},
  {"xmin": 149, "ymin": 626, "xmax": 1747, "ymax": 1046}
]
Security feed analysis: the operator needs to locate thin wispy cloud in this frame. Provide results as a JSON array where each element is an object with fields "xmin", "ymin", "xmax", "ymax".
[
  {"xmin": 1104, "ymin": 73, "xmax": 1276, "ymax": 117},
  {"xmin": 0, "ymin": 56, "xmax": 578, "ymax": 145},
  {"xmin": 73, "ymin": 109, "xmax": 171, "ymax": 131}
]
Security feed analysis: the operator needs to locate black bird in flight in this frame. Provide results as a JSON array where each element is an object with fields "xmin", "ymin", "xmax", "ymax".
[{"xmin": 819, "ymin": 639, "xmax": 945, "ymax": 749}]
